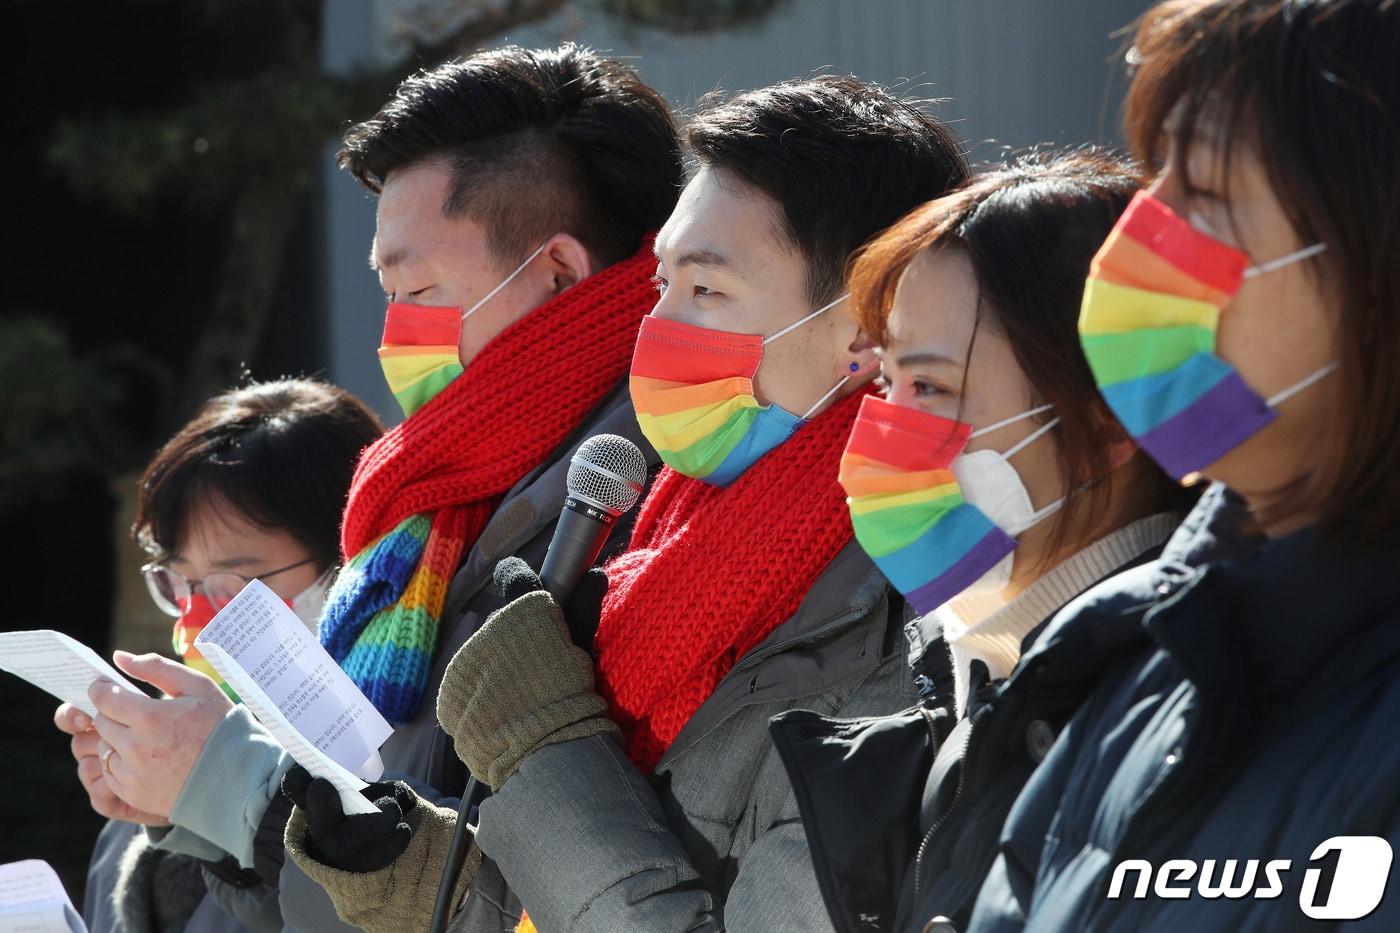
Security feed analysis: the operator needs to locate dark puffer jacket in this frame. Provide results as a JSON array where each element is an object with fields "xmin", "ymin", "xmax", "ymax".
[
  {"xmin": 772, "ymin": 519, "xmax": 1172, "ymax": 933},
  {"xmin": 968, "ymin": 485, "xmax": 1400, "ymax": 932}
]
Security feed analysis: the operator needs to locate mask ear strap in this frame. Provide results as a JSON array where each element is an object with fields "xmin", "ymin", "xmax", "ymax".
[
  {"xmin": 1266, "ymin": 360, "xmax": 1338, "ymax": 407},
  {"xmin": 801, "ymin": 375, "xmax": 850, "ymax": 420},
  {"xmin": 1002, "ymin": 416, "xmax": 1061, "ymax": 460},
  {"xmin": 462, "ymin": 241, "xmax": 550, "ymax": 321},
  {"xmin": 968, "ymin": 403, "xmax": 1055, "ymax": 440},
  {"xmin": 1243, "ymin": 242, "xmax": 1327, "ymax": 279},
  {"xmin": 762, "ymin": 294, "xmax": 849, "ymax": 346}
]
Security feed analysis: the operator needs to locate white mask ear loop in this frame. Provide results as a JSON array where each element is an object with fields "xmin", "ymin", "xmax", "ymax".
[
  {"xmin": 1001, "ymin": 416, "xmax": 1061, "ymax": 460},
  {"xmin": 1243, "ymin": 242, "xmax": 1327, "ymax": 279},
  {"xmin": 968, "ymin": 403, "xmax": 1055, "ymax": 440},
  {"xmin": 461, "ymin": 241, "xmax": 550, "ymax": 322},
  {"xmin": 1266, "ymin": 360, "xmax": 1339, "ymax": 407},
  {"xmin": 801, "ymin": 375, "xmax": 850, "ymax": 420},
  {"xmin": 762, "ymin": 294, "xmax": 848, "ymax": 346}
]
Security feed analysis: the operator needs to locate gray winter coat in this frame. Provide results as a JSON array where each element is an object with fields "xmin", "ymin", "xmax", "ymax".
[{"xmin": 452, "ymin": 541, "xmax": 918, "ymax": 933}]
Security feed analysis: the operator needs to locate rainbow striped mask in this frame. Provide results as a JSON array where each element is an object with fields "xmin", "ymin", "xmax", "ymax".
[
  {"xmin": 172, "ymin": 595, "xmax": 240, "ymax": 702},
  {"xmin": 377, "ymin": 303, "xmax": 464, "ymax": 417},
  {"xmin": 1079, "ymin": 191, "xmax": 1330, "ymax": 479},
  {"xmin": 839, "ymin": 395, "xmax": 1023, "ymax": 617},
  {"xmin": 630, "ymin": 299, "xmax": 848, "ymax": 486},
  {"xmin": 378, "ymin": 242, "xmax": 548, "ymax": 417}
]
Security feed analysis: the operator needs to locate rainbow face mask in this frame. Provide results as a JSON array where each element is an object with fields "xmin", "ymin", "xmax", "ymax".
[
  {"xmin": 630, "ymin": 297, "xmax": 849, "ymax": 486},
  {"xmin": 172, "ymin": 595, "xmax": 240, "ymax": 701},
  {"xmin": 1079, "ymin": 191, "xmax": 1331, "ymax": 479},
  {"xmin": 378, "ymin": 243, "xmax": 547, "ymax": 417},
  {"xmin": 839, "ymin": 394, "xmax": 1061, "ymax": 616}
]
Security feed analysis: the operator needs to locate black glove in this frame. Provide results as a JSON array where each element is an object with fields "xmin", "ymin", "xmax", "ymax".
[
  {"xmin": 280, "ymin": 765, "xmax": 417, "ymax": 873},
  {"xmin": 492, "ymin": 556, "xmax": 608, "ymax": 650}
]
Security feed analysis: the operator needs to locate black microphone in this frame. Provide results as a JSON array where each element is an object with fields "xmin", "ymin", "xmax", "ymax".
[
  {"xmin": 428, "ymin": 433, "xmax": 647, "ymax": 933},
  {"xmin": 539, "ymin": 433, "xmax": 648, "ymax": 601}
]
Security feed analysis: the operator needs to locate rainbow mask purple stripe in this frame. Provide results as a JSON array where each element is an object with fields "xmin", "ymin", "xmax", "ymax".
[
  {"xmin": 1078, "ymin": 191, "xmax": 1268, "ymax": 479},
  {"xmin": 839, "ymin": 395, "xmax": 1015, "ymax": 616}
]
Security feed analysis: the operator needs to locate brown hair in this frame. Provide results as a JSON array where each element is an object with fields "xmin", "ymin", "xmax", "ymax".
[
  {"xmin": 849, "ymin": 150, "xmax": 1191, "ymax": 565},
  {"xmin": 134, "ymin": 379, "xmax": 384, "ymax": 566},
  {"xmin": 1123, "ymin": 0, "xmax": 1400, "ymax": 544}
]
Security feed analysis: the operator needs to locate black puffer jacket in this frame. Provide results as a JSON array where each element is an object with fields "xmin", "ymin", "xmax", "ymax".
[
  {"xmin": 772, "ymin": 520, "xmax": 1174, "ymax": 933},
  {"xmin": 968, "ymin": 485, "xmax": 1400, "ymax": 931}
]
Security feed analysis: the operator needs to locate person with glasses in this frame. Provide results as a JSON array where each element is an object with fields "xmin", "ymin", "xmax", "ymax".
[{"xmin": 55, "ymin": 378, "xmax": 383, "ymax": 933}]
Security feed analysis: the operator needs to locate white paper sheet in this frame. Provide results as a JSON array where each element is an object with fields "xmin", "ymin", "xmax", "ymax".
[
  {"xmin": 0, "ymin": 631, "xmax": 141, "ymax": 718},
  {"xmin": 194, "ymin": 579, "xmax": 394, "ymax": 813},
  {"xmin": 0, "ymin": 860, "xmax": 85, "ymax": 933},
  {"xmin": 196, "ymin": 639, "xmax": 378, "ymax": 815}
]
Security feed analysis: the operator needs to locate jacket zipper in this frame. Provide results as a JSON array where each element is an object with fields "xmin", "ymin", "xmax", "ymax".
[{"xmin": 912, "ymin": 716, "xmax": 976, "ymax": 902}]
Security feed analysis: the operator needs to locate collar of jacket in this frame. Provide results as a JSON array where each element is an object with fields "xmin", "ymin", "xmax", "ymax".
[
  {"xmin": 440, "ymin": 377, "xmax": 657, "ymax": 622},
  {"xmin": 1145, "ymin": 488, "xmax": 1400, "ymax": 712}
]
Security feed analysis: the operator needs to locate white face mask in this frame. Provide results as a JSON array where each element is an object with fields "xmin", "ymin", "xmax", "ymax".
[
  {"xmin": 290, "ymin": 566, "xmax": 337, "ymax": 631},
  {"xmin": 951, "ymin": 404, "xmax": 1062, "ymax": 598}
]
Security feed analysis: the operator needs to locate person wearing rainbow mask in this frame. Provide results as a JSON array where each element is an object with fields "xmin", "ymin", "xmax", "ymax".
[
  {"xmin": 767, "ymin": 151, "xmax": 1191, "ymax": 933},
  {"xmin": 64, "ymin": 379, "xmax": 383, "ymax": 933},
  {"xmin": 56, "ymin": 45, "xmax": 685, "ymax": 933},
  {"xmin": 281, "ymin": 75, "xmax": 970, "ymax": 932},
  {"xmin": 968, "ymin": 1, "xmax": 1400, "ymax": 930}
]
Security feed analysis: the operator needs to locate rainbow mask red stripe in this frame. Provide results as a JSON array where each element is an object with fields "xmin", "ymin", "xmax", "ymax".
[{"xmin": 377, "ymin": 304, "xmax": 463, "ymax": 417}]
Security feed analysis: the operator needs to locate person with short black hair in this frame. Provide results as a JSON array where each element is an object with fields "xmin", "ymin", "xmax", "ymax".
[
  {"xmin": 282, "ymin": 73, "xmax": 970, "ymax": 932},
  {"xmin": 968, "ymin": 1, "xmax": 1400, "ymax": 929},
  {"xmin": 67, "ymin": 379, "xmax": 384, "ymax": 933},
  {"xmin": 59, "ymin": 43, "xmax": 683, "ymax": 933}
]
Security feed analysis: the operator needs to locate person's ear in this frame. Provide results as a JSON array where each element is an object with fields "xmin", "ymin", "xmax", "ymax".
[
  {"xmin": 841, "ymin": 324, "xmax": 880, "ymax": 384},
  {"xmin": 542, "ymin": 234, "xmax": 594, "ymax": 296},
  {"xmin": 1108, "ymin": 437, "xmax": 1138, "ymax": 471}
]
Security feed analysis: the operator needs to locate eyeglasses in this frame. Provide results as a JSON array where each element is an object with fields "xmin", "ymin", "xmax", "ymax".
[{"xmin": 141, "ymin": 557, "xmax": 318, "ymax": 617}]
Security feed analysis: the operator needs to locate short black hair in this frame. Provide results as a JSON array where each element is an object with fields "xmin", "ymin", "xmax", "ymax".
[
  {"xmin": 134, "ymin": 379, "xmax": 384, "ymax": 567},
  {"xmin": 687, "ymin": 75, "xmax": 970, "ymax": 303},
  {"xmin": 339, "ymin": 43, "xmax": 683, "ymax": 267}
]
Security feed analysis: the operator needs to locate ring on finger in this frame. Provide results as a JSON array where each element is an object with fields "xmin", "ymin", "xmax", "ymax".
[{"xmin": 101, "ymin": 747, "xmax": 117, "ymax": 775}]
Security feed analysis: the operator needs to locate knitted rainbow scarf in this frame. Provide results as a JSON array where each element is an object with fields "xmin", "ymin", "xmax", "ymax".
[
  {"xmin": 594, "ymin": 386, "xmax": 870, "ymax": 772},
  {"xmin": 319, "ymin": 240, "xmax": 658, "ymax": 722}
]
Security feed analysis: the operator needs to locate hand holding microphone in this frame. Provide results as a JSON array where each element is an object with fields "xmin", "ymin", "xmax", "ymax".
[
  {"xmin": 436, "ymin": 433, "xmax": 647, "ymax": 786},
  {"xmin": 427, "ymin": 434, "xmax": 647, "ymax": 933}
]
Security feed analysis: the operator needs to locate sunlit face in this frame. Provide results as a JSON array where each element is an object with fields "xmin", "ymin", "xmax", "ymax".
[
  {"xmin": 167, "ymin": 494, "xmax": 322, "ymax": 605},
  {"xmin": 372, "ymin": 160, "xmax": 563, "ymax": 367},
  {"xmin": 651, "ymin": 166, "xmax": 864, "ymax": 417},
  {"xmin": 1152, "ymin": 114, "xmax": 1339, "ymax": 514},
  {"xmin": 877, "ymin": 247, "xmax": 1064, "ymax": 512}
]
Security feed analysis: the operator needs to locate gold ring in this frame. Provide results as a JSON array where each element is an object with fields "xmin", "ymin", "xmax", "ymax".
[{"xmin": 101, "ymin": 747, "xmax": 116, "ymax": 775}]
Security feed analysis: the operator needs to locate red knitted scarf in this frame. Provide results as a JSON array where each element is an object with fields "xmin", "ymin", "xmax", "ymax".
[
  {"xmin": 341, "ymin": 238, "xmax": 658, "ymax": 559},
  {"xmin": 595, "ymin": 386, "xmax": 870, "ymax": 773}
]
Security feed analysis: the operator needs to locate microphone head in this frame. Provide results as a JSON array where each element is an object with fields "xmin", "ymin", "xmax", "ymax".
[{"xmin": 567, "ymin": 434, "xmax": 647, "ymax": 516}]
